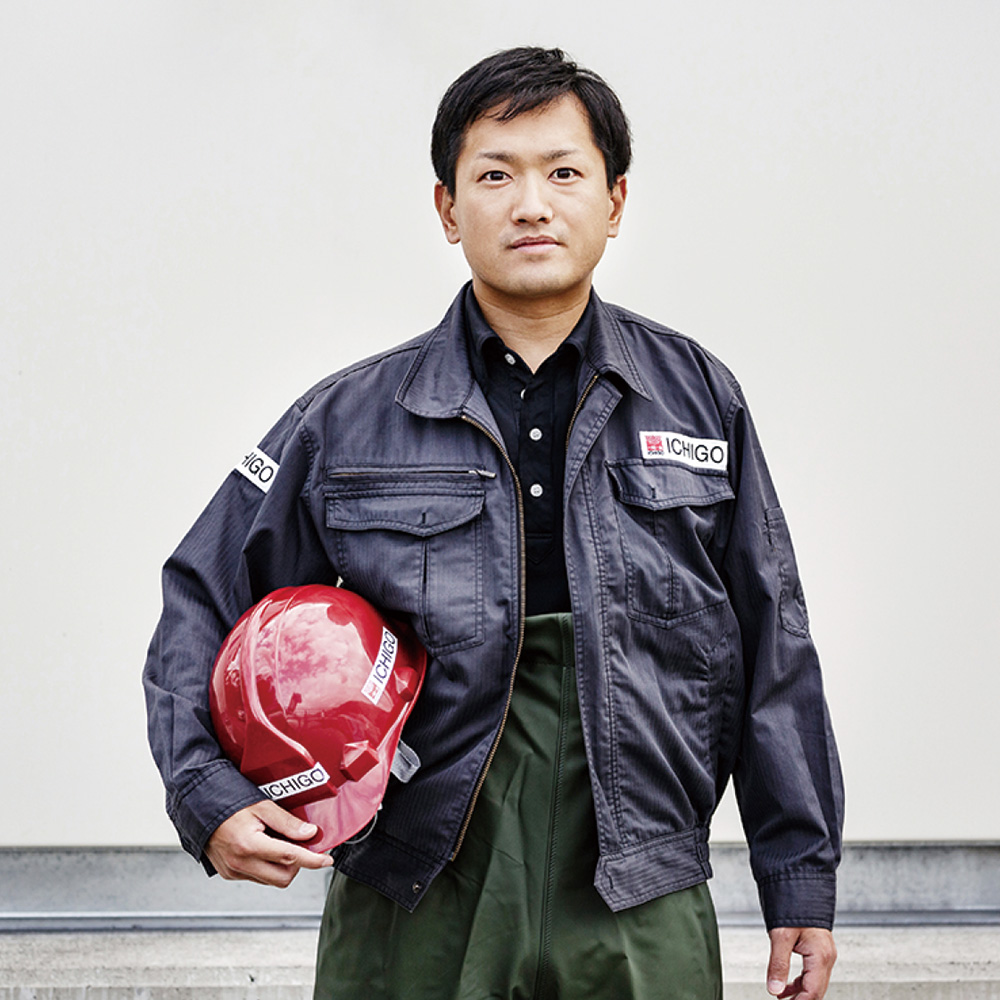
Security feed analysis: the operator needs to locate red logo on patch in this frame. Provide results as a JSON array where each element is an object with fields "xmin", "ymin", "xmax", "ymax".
[{"xmin": 644, "ymin": 434, "xmax": 664, "ymax": 456}]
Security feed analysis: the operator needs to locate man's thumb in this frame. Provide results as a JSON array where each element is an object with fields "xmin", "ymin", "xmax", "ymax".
[{"xmin": 767, "ymin": 929, "xmax": 794, "ymax": 996}]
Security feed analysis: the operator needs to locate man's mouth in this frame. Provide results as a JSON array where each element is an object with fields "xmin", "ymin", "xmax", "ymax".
[{"xmin": 509, "ymin": 236, "xmax": 560, "ymax": 250}]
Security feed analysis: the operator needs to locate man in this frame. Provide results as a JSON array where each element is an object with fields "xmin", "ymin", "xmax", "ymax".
[{"xmin": 144, "ymin": 47, "xmax": 843, "ymax": 999}]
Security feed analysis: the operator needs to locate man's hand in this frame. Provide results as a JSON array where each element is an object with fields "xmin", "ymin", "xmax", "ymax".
[
  {"xmin": 766, "ymin": 927, "xmax": 837, "ymax": 999},
  {"xmin": 205, "ymin": 800, "xmax": 334, "ymax": 888}
]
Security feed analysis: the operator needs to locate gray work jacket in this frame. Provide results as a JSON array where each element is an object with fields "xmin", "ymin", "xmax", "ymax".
[{"xmin": 143, "ymin": 285, "xmax": 844, "ymax": 930}]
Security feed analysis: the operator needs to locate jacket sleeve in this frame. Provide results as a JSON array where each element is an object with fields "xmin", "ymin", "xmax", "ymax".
[
  {"xmin": 719, "ymin": 385, "xmax": 845, "ymax": 930},
  {"xmin": 142, "ymin": 403, "xmax": 337, "ymax": 868}
]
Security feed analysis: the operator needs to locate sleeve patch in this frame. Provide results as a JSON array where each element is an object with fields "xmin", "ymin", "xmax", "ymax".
[{"xmin": 236, "ymin": 447, "xmax": 280, "ymax": 493}]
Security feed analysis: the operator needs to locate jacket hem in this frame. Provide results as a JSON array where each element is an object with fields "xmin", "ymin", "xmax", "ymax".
[
  {"xmin": 594, "ymin": 826, "xmax": 713, "ymax": 911},
  {"xmin": 333, "ymin": 830, "xmax": 448, "ymax": 912}
]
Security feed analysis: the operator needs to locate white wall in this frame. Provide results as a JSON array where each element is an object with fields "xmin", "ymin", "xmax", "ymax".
[{"xmin": 2, "ymin": 0, "xmax": 998, "ymax": 847}]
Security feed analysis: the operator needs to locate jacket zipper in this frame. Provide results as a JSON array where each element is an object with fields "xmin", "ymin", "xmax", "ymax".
[
  {"xmin": 450, "ymin": 414, "xmax": 526, "ymax": 860},
  {"xmin": 327, "ymin": 468, "xmax": 496, "ymax": 479},
  {"xmin": 565, "ymin": 372, "xmax": 600, "ymax": 449},
  {"xmin": 453, "ymin": 369, "xmax": 598, "ymax": 858}
]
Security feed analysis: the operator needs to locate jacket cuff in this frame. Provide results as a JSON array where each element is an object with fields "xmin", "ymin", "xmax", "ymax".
[
  {"xmin": 167, "ymin": 760, "xmax": 267, "ymax": 868},
  {"xmin": 758, "ymin": 872, "xmax": 837, "ymax": 931}
]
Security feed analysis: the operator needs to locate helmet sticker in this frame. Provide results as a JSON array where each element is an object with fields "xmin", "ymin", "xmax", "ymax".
[
  {"xmin": 361, "ymin": 627, "xmax": 398, "ymax": 705},
  {"xmin": 258, "ymin": 763, "xmax": 331, "ymax": 801}
]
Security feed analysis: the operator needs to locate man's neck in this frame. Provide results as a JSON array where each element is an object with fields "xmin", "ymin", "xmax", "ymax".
[{"xmin": 472, "ymin": 279, "xmax": 592, "ymax": 373}]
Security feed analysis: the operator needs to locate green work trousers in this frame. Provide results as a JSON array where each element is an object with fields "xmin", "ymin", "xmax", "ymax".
[{"xmin": 314, "ymin": 613, "xmax": 722, "ymax": 999}]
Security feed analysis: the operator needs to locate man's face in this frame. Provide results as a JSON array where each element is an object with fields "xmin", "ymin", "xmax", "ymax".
[{"xmin": 434, "ymin": 94, "xmax": 626, "ymax": 313}]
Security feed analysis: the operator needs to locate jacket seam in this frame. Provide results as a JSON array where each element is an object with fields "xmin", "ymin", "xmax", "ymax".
[
  {"xmin": 626, "ymin": 596, "xmax": 731, "ymax": 631},
  {"xmin": 342, "ymin": 828, "xmax": 445, "ymax": 868},
  {"xmin": 297, "ymin": 418, "xmax": 320, "ymax": 505},
  {"xmin": 606, "ymin": 304, "xmax": 743, "ymax": 397},
  {"xmin": 376, "ymin": 830, "xmax": 445, "ymax": 864},
  {"xmin": 722, "ymin": 387, "xmax": 742, "ymax": 439},
  {"xmin": 172, "ymin": 758, "xmax": 233, "ymax": 802},
  {"xmin": 758, "ymin": 871, "xmax": 837, "ymax": 885},
  {"xmin": 296, "ymin": 340, "xmax": 426, "ymax": 410},
  {"xmin": 600, "ymin": 824, "xmax": 709, "ymax": 863},
  {"xmin": 768, "ymin": 916, "xmax": 833, "ymax": 928}
]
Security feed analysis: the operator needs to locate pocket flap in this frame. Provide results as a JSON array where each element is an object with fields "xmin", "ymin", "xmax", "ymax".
[
  {"xmin": 326, "ymin": 487, "xmax": 485, "ymax": 536},
  {"xmin": 608, "ymin": 460, "xmax": 734, "ymax": 510}
]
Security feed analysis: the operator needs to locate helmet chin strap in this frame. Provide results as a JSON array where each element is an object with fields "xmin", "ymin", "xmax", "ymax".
[
  {"xmin": 343, "ymin": 806, "xmax": 380, "ymax": 845},
  {"xmin": 344, "ymin": 739, "xmax": 421, "ymax": 845}
]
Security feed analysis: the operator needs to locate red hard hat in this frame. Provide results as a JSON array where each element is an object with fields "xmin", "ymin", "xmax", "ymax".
[{"xmin": 209, "ymin": 585, "xmax": 426, "ymax": 853}]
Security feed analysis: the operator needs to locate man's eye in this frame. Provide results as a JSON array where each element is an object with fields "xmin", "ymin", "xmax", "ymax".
[
  {"xmin": 552, "ymin": 168, "xmax": 578, "ymax": 180},
  {"xmin": 481, "ymin": 170, "xmax": 507, "ymax": 182}
]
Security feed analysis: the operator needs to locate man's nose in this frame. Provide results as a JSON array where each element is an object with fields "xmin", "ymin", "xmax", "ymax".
[{"xmin": 512, "ymin": 175, "xmax": 552, "ymax": 224}]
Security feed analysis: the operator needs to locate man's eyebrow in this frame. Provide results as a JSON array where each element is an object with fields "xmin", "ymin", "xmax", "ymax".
[
  {"xmin": 542, "ymin": 148, "xmax": 582, "ymax": 161},
  {"xmin": 474, "ymin": 151, "xmax": 516, "ymax": 164},
  {"xmin": 472, "ymin": 147, "xmax": 584, "ymax": 163}
]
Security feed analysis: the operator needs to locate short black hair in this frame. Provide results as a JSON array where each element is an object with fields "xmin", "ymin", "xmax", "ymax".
[{"xmin": 431, "ymin": 47, "xmax": 632, "ymax": 194}]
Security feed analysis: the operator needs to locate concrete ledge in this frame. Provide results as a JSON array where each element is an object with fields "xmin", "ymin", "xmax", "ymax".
[
  {"xmin": 0, "ymin": 929, "xmax": 315, "ymax": 999},
  {"xmin": 2, "ymin": 926, "xmax": 999, "ymax": 999},
  {"xmin": 709, "ymin": 841, "xmax": 1000, "ymax": 927},
  {"xmin": 0, "ymin": 847, "xmax": 328, "ymax": 932},
  {"xmin": 1, "ymin": 843, "xmax": 998, "ymax": 931}
]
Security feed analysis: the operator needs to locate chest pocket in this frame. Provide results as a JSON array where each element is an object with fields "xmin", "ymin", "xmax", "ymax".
[
  {"xmin": 607, "ymin": 460, "xmax": 734, "ymax": 628},
  {"xmin": 325, "ymin": 473, "xmax": 486, "ymax": 655}
]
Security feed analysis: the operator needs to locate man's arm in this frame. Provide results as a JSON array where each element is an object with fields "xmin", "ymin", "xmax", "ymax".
[
  {"xmin": 713, "ymin": 385, "xmax": 844, "ymax": 952},
  {"xmin": 143, "ymin": 403, "xmax": 338, "ymax": 873}
]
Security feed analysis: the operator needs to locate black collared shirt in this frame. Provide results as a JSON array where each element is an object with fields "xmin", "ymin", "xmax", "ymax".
[{"xmin": 464, "ymin": 287, "xmax": 591, "ymax": 615}]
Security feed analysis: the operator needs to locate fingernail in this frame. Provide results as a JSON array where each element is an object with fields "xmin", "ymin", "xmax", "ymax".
[{"xmin": 768, "ymin": 981, "xmax": 784, "ymax": 995}]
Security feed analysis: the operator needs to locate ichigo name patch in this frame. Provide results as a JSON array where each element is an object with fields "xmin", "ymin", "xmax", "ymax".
[
  {"xmin": 639, "ymin": 431, "xmax": 728, "ymax": 471},
  {"xmin": 236, "ymin": 446, "xmax": 280, "ymax": 492}
]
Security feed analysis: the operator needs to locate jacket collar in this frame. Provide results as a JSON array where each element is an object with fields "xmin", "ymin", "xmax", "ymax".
[{"xmin": 395, "ymin": 283, "xmax": 651, "ymax": 420}]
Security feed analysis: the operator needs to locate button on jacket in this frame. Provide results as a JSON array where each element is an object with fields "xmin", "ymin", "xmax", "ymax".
[{"xmin": 143, "ymin": 285, "xmax": 844, "ymax": 931}]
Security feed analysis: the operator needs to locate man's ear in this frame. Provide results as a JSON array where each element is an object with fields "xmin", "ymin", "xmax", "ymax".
[
  {"xmin": 607, "ymin": 175, "xmax": 627, "ymax": 238},
  {"xmin": 434, "ymin": 182, "xmax": 462, "ymax": 245}
]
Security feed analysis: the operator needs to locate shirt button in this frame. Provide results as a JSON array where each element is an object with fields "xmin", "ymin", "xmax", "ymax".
[
  {"xmin": 529, "ymin": 483, "xmax": 543, "ymax": 498},
  {"xmin": 504, "ymin": 353, "xmax": 516, "ymax": 365},
  {"xmin": 529, "ymin": 428, "xmax": 542, "ymax": 441}
]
